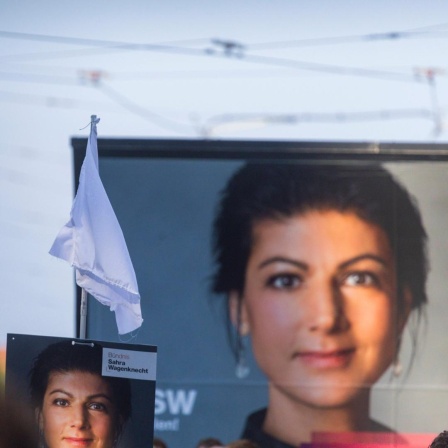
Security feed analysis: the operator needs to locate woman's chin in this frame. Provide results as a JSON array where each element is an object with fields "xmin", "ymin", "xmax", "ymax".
[{"xmin": 273, "ymin": 381, "xmax": 371, "ymax": 410}]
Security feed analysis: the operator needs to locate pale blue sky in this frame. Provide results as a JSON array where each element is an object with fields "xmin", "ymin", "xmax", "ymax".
[{"xmin": 1, "ymin": 0, "xmax": 448, "ymax": 346}]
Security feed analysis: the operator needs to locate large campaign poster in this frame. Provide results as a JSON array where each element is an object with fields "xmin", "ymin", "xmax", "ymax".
[
  {"xmin": 5, "ymin": 333, "xmax": 157, "ymax": 448},
  {"xmin": 73, "ymin": 139, "xmax": 448, "ymax": 448}
]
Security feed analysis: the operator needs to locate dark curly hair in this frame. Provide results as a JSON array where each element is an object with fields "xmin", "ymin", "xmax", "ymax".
[{"xmin": 430, "ymin": 431, "xmax": 448, "ymax": 448}]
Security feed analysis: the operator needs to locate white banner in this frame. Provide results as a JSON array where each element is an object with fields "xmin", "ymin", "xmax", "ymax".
[{"xmin": 102, "ymin": 347, "xmax": 157, "ymax": 381}]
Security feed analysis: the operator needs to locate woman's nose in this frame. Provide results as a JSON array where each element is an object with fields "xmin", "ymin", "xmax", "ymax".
[
  {"xmin": 70, "ymin": 405, "xmax": 90, "ymax": 429},
  {"xmin": 306, "ymin": 283, "xmax": 348, "ymax": 333}
]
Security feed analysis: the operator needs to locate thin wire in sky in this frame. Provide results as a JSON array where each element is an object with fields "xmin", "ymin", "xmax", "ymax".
[
  {"xmin": 247, "ymin": 27, "xmax": 448, "ymax": 51},
  {"xmin": 0, "ymin": 30, "xmax": 437, "ymax": 84},
  {"xmin": 97, "ymin": 82, "xmax": 195, "ymax": 135},
  {"xmin": 201, "ymin": 108, "xmax": 438, "ymax": 137}
]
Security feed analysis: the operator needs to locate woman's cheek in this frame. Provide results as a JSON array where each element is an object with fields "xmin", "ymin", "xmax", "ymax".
[
  {"xmin": 345, "ymin": 291, "xmax": 397, "ymax": 342},
  {"xmin": 248, "ymin": 294, "xmax": 300, "ymax": 347}
]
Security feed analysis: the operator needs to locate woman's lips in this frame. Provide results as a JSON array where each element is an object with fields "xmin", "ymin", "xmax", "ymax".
[
  {"xmin": 63, "ymin": 437, "xmax": 93, "ymax": 446},
  {"xmin": 293, "ymin": 348, "xmax": 355, "ymax": 368}
]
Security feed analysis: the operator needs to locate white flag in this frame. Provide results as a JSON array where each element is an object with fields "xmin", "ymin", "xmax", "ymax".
[{"xmin": 49, "ymin": 117, "xmax": 143, "ymax": 335}]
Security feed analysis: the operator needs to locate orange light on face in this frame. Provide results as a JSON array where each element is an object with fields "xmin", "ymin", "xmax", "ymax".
[
  {"xmin": 39, "ymin": 371, "xmax": 119, "ymax": 448},
  {"xmin": 238, "ymin": 210, "xmax": 409, "ymax": 411}
]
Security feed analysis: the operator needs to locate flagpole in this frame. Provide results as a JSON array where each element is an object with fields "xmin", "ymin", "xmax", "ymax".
[
  {"xmin": 78, "ymin": 115, "xmax": 96, "ymax": 340},
  {"xmin": 79, "ymin": 288, "xmax": 88, "ymax": 339}
]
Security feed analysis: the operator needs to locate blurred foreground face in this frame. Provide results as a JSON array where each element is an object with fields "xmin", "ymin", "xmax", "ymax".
[
  {"xmin": 39, "ymin": 371, "xmax": 118, "ymax": 448},
  {"xmin": 240, "ymin": 210, "xmax": 407, "ymax": 409}
]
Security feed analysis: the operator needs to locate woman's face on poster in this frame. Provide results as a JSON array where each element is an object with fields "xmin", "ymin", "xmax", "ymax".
[
  {"xmin": 38, "ymin": 370, "xmax": 119, "ymax": 448},
  {"xmin": 233, "ymin": 210, "xmax": 411, "ymax": 409}
]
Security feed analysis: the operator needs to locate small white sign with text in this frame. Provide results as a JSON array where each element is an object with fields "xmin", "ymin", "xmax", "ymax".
[{"xmin": 102, "ymin": 347, "xmax": 157, "ymax": 381}]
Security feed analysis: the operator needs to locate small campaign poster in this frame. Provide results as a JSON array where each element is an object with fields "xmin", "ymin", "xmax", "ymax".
[{"xmin": 5, "ymin": 333, "xmax": 157, "ymax": 448}]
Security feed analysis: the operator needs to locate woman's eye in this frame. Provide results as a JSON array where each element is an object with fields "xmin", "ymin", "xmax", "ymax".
[
  {"xmin": 343, "ymin": 272, "xmax": 378, "ymax": 287},
  {"xmin": 88, "ymin": 402, "xmax": 107, "ymax": 412},
  {"xmin": 267, "ymin": 274, "xmax": 301, "ymax": 290},
  {"xmin": 53, "ymin": 398, "xmax": 69, "ymax": 407}
]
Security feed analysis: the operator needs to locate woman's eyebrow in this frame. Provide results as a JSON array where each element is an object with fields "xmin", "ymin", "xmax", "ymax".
[
  {"xmin": 339, "ymin": 253, "xmax": 388, "ymax": 270},
  {"xmin": 48, "ymin": 389, "xmax": 73, "ymax": 397},
  {"xmin": 87, "ymin": 393, "xmax": 113, "ymax": 403},
  {"xmin": 258, "ymin": 256, "xmax": 308, "ymax": 270},
  {"xmin": 48, "ymin": 389, "xmax": 113, "ymax": 402}
]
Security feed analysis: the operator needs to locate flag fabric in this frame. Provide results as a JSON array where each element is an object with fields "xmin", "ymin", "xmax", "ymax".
[{"xmin": 49, "ymin": 117, "xmax": 143, "ymax": 335}]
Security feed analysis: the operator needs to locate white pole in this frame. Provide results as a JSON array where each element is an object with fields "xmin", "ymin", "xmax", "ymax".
[{"xmin": 79, "ymin": 288, "xmax": 88, "ymax": 339}]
